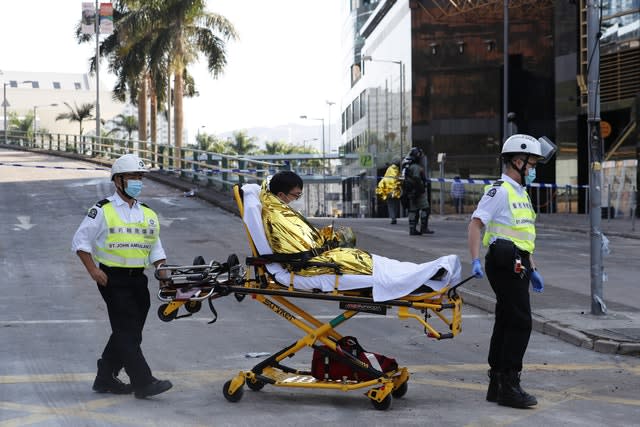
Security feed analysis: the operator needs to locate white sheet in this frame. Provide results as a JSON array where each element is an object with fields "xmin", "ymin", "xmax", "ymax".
[{"xmin": 241, "ymin": 184, "xmax": 461, "ymax": 302}]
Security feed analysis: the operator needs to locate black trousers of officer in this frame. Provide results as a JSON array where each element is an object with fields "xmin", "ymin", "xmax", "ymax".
[
  {"xmin": 97, "ymin": 265, "xmax": 153, "ymax": 388},
  {"xmin": 485, "ymin": 245, "xmax": 532, "ymax": 373}
]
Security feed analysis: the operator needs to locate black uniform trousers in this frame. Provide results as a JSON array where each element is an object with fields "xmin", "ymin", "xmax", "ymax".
[
  {"xmin": 97, "ymin": 264, "xmax": 153, "ymax": 388},
  {"xmin": 484, "ymin": 243, "xmax": 532, "ymax": 373}
]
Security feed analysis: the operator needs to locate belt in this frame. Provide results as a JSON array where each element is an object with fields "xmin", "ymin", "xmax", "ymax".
[{"xmin": 100, "ymin": 264, "xmax": 145, "ymax": 277}]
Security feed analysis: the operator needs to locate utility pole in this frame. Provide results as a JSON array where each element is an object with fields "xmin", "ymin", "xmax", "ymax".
[
  {"xmin": 94, "ymin": 0, "xmax": 101, "ymax": 155},
  {"xmin": 587, "ymin": 0, "xmax": 606, "ymax": 315}
]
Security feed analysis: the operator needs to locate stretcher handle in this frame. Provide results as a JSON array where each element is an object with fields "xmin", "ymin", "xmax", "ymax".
[{"xmin": 447, "ymin": 275, "xmax": 475, "ymax": 299}]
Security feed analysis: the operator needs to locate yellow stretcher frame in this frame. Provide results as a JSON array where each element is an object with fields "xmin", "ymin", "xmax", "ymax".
[{"xmin": 154, "ymin": 185, "xmax": 465, "ymax": 410}]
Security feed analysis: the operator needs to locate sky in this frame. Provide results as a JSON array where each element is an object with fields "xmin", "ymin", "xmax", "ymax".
[{"xmin": 0, "ymin": 0, "xmax": 344, "ymax": 144}]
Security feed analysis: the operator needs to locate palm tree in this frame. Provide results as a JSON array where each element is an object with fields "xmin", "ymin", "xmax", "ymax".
[
  {"xmin": 111, "ymin": 114, "xmax": 139, "ymax": 140},
  {"xmin": 55, "ymin": 102, "xmax": 95, "ymax": 136},
  {"xmin": 118, "ymin": 0, "xmax": 238, "ymax": 163},
  {"xmin": 8, "ymin": 112, "xmax": 34, "ymax": 139},
  {"xmin": 228, "ymin": 130, "xmax": 258, "ymax": 155},
  {"xmin": 264, "ymin": 141, "xmax": 296, "ymax": 155}
]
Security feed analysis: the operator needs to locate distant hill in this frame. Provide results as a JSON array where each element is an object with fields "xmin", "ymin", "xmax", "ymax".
[{"xmin": 216, "ymin": 122, "xmax": 341, "ymax": 154}]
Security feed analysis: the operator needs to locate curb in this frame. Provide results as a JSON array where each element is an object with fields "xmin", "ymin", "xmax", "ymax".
[{"xmin": 459, "ymin": 289, "xmax": 638, "ymax": 357}]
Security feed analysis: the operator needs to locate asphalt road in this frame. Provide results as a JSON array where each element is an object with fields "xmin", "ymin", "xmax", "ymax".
[{"xmin": 1, "ymin": 150, "xmax": 639, "ymax": 426}]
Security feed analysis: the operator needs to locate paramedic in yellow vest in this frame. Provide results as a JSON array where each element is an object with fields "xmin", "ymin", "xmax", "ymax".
[
  {"xmin": 376, "ymin": 157, "xmax": 402, "ymax": 224},
  {"xmin": 71, "ymin": 154, "xmax": 172, "ymax": 399},
  {"xmin": 467, "ymin": 134, "xmax": 556, "ymax": 409}
]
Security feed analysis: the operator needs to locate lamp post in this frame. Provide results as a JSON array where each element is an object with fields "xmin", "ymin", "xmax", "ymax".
[
  {"xmin": 300, "ymin": 115, "xmax": 326, "ymax": 216},
  {"xmin": 2, "ymin": 82, "xmax": 8, "ymax": 145},
  {"xmin": 33, "ymin": 103, "xmax": 58, "ymax": 142},
  {"xmin": 362, "ymin": 56, "xmax": 405, "ymax": 157}
]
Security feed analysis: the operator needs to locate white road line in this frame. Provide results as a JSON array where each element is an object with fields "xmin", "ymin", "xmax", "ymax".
[{"xmin": 0, "ymin": 314, "xmax": 487, "ymax": 325}]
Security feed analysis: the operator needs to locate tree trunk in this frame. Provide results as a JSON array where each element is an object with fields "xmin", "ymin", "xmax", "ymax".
[
  {"xmin": 137, "ymin": 75, "xmax": 148, "ymax": 155},
  {"xmin": 150, "ymin": 82, "xmax": 158, "ymax": 166},
  {"xmin": 174, "ymin": 71, "xmax": 184, "ymax": 166}
]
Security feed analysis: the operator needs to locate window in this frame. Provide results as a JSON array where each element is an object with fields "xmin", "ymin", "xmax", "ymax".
[
  {"xmin": 53, "ymin": 82, "xmax": 61, "ymax": 89},
  {"xmin": 9, "ymin": 80, "xmax": 17, "ymax": 88},
  {"xmin": 31, "ymin": 81, "xmax": 39, "ymax": 88},
  {"xmin": 74, "ymin": 82, "xmax": 82, "ymax": 90}
]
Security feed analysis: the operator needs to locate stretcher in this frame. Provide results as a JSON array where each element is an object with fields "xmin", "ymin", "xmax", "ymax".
[{"xmin": 154, "ymin": 184, "xmax": 468, "ymax": 410}]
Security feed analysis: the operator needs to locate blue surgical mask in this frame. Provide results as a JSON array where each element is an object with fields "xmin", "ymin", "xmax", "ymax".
[
  {"xmin": 525, "ymin": 168, "xmax": 536, "ymax": 186},
  {"xmin": 125, "ymin": 180, "xmax": 143, "ymax": 198}
]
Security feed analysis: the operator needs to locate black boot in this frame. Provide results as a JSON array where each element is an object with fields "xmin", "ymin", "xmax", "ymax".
[
  {"xmin": 498, "ymin": 371, "xmax": 537, "ymax": 408},
  {"xmin": 486, "ymin": 369, "xmax": 501, "ymax": 402},
  {"xmin": 93, "ymin": 359, "xmax": 132, "ymax": 394},
  {"xmin": 409, "ymin": 223, "xmax": 422, "ymax": 235}
]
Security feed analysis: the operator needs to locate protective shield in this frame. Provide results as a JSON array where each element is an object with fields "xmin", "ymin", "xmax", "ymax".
[{"xmin": 537, "ymin": 136, "xmax": 557, "ymax": 164}]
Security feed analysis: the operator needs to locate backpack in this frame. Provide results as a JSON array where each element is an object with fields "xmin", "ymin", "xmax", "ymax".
[{"xmin": 311, "ymin": 336, "xmax": 398, "ymax": 381}]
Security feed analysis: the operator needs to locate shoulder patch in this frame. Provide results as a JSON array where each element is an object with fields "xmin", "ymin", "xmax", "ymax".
[
  {"xmin": 95, "ymin": 199, "xmax": 110, "ymax": 207},
  {"xmin": 486, "ymin": 188, "xmax": 497, "ymax": 197},
  {"xmin": 87, "ymin": 208, "xmax": 98, "ymax": 219}
]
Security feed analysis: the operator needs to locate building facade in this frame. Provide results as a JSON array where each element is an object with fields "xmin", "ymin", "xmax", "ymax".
[{"xmin": 339, "ymin": 0, "xmax": 640, "ymax": 217}]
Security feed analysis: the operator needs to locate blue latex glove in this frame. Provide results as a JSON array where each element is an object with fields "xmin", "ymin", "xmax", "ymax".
[
  {"xmin": 471, "ymin": 258, "xmax": 484, "ymax": 279},
  {"xmin": 530, "ymin": 269, "xmax": 544, "ymax": 293}
]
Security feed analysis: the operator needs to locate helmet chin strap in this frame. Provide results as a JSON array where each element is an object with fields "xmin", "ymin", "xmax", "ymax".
[{"xmin": 510, "ymin": 154, "xmax": 530, "ymax": 187}]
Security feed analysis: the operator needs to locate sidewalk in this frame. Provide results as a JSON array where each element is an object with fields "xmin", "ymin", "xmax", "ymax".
[{"xmin": 151, "ymin": 171, "xmax": 640, "ymax": 357}]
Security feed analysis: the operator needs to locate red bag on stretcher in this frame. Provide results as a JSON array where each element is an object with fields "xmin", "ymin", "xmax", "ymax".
[{"xmin": 311, "ymin": 336, "xmax": 398, "ymax": 381}]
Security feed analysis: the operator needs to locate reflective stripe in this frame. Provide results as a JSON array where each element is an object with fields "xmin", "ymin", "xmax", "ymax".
[
  {"xmin": 485, "ymin": 224, "xmax": 535, "ymax": 242},
  {"xmin": 94, "ymin": 249, "xmax": 148, "ymax": 267}
]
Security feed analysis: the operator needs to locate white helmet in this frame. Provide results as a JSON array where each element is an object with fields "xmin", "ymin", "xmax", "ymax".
[
  {"xmin": 502, "ymin": 134, "xmax": 557, "ymax": 164},
  {"xmin": 111, "ymin": 154, "xmax": 148, "ymax": 180}
]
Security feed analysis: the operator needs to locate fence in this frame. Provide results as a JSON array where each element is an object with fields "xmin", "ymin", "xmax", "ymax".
[{"xmin": 2, "ymin": 130, "xmax": 637, "ymax": 220}]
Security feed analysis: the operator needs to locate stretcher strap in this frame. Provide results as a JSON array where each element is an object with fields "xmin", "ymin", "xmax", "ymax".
[
  {"xmin": 333, "ymin": 275, "xmax": 340, "ymax": 294},
  {"xmin": 289, "ymin": 271, "xmax": 295, "ymax": 291}
]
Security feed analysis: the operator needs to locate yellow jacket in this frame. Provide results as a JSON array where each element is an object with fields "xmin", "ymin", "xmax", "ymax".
[{"xmin": 376, "ymin": 164, "xmax": 402, "ymax": 200}]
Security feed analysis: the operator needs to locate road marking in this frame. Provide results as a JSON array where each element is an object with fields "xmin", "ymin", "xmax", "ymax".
[
  {"xmin": 1, "ymin": 363, "xmax": 638, "ymax": 426},
  {"xmin": 13, "ymin": 216, "xmax": 35, "ymax": 231},
  {"xmin": 0, "ymin": 314, "xmax": 487, "ymax": 326}
]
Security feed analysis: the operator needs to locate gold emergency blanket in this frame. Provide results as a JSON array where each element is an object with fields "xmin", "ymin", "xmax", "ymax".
[
  {"xmin": 375, "ymin": 164, "xmax": 402, "ymax": 200},
  {"xmin": 260, "ymin": 184, "xmax": 373, "ymax": 276}
]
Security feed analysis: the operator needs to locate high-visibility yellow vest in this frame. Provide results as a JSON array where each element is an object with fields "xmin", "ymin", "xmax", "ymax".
[
  {"xmin": 482, "ymin": 181, "xmax": 536, "ymax": 253},
  {"xmin": 94, "ymin": 202, "xmax": 160, "ymax": 267}
]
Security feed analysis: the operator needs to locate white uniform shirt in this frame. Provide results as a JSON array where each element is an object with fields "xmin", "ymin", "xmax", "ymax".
[
  {"xmin": 71, "ymin": 192, "xmax": 166, "ymax": 265},
  {"xmin": 471, "ymin": 174, "xmax": 530, "ymax": 246}
]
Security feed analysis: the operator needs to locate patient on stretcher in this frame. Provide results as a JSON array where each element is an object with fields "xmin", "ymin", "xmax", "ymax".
[{"xmin": 242, "ymin": 171, "xmax": 461, "ymax": 302}]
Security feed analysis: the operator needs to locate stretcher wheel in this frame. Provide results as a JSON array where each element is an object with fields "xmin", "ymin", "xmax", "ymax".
[
  {"xmin": 392, "ymin": 381, "xmax": 408, "ymax": 398},
  {"xmin": 157, "ymin": 304, "xmax": 177, "ymax": 322},
  {"xmin": 193, "ymin": 255, "xmax": 206, "ymax": 265},
  {"xmin": 223, "ymin": 380, "xmax": 244, "ymax": 402},
  {"xmin": 371, "ymin": 393, "xmax": 392, "ymax": 411},
  {"xmin": 246, "ymin": 378, "xmax": 265, "ymax": 391},
  {"xmin": 184, "ymin": 301, "xmax": 202, "ymax": 313}
]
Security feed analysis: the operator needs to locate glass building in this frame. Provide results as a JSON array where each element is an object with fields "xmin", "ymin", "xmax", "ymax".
[{"xmin": 339, "ymin": 0, "xmax": 639, "ymax": 216}]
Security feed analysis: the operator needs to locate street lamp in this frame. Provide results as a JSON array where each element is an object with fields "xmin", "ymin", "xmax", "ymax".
[
  {"xmin": 362, "ymin": 55, "xmax": 405, "ymax": 157},
  {"xmin": 300, "ymin": 114, "xmax": 326, "ymax": 216},
  {"xmin": 2, "ymin": 81, "xmax": 8, "ymax": 145},
  {"xmin": 33, "ymin": 103, "xmax": 58, "ymax": 140}
]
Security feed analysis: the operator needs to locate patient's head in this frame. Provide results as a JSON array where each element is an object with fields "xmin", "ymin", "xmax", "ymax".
[{"xmin": 268, "ymin": 171, "xmax": 304, "ymax": 204}]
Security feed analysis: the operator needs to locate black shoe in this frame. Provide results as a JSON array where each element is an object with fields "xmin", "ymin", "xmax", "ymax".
[
  {"xmin": 390, "ymin": 219, "xmax": 397, "ymax": 224},
  {"xmin": 421, "ymin": 229, "xmax": 435, "ymax": 234},
  {"xmin": 409, "ymin": 229, "xmax": 422, "ymax": 235},
  {"xmin": 93, "ymin": 375, "xmax": 133, "ymax": 394},
  {"xmin": 498, "ymin": 371, "xmax": 537, "ymax": 408},
  {"xmin": 134, "ymin": 378, "xmax": 173, "ymax": 399},
  {"xmin": 486, "ymin": 370, "xmax": 500, "ymax": 402}
]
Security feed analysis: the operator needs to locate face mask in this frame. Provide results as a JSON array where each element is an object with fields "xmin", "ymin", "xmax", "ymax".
[
  {"xmin": 525, "ymin": 168, "xmax": 536, "ymax": 186},
  {"xmin": 289, "ymin": 199, "xmax": 305, "ymax": 211},
  {"xmin": 125, "ymin": 180, "xmax": 143, "ymax": 198}
]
